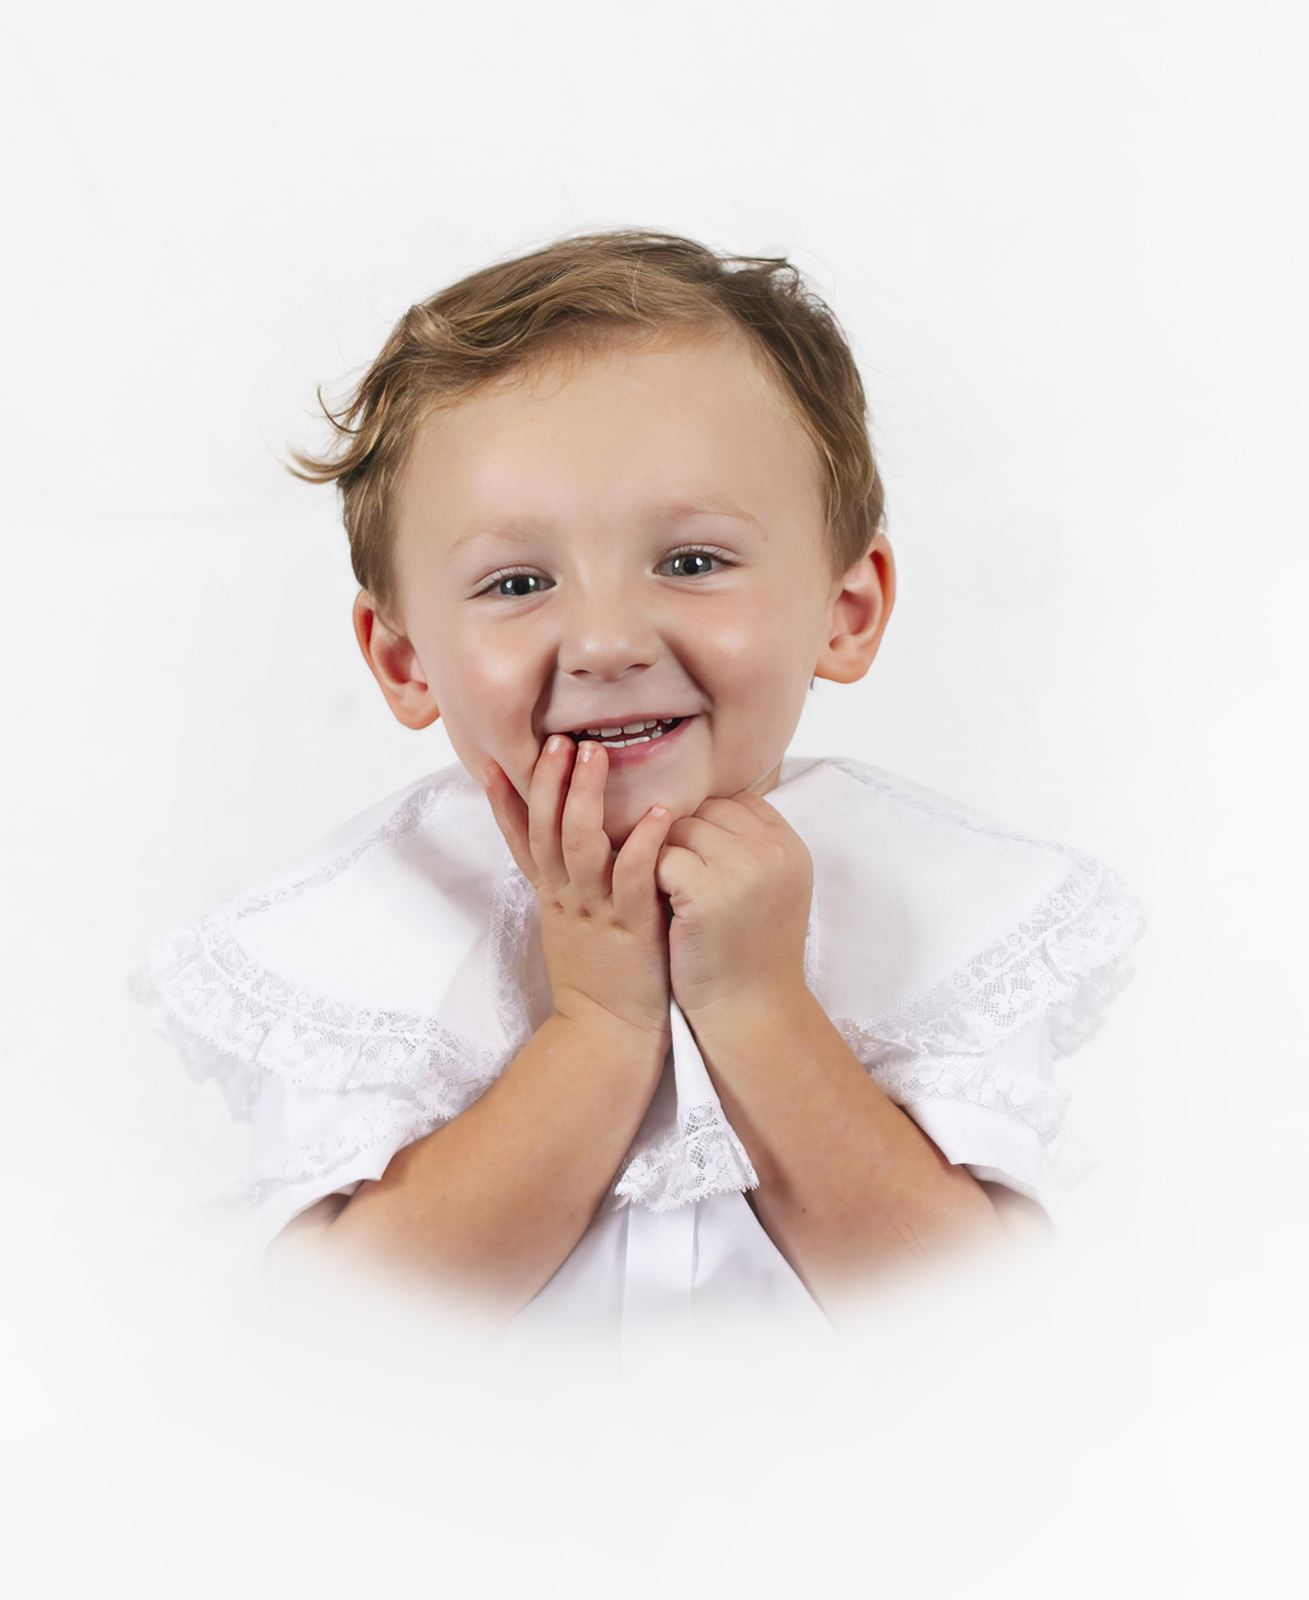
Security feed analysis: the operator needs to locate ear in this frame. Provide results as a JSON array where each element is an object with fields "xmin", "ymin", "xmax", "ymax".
[
  {"xmin": 352, "ymin": 590, "xmax": 441, "ymax": 729},
  {"xmin": 813, "ymin": 534, "xmax": 896, "ymax": 684}
]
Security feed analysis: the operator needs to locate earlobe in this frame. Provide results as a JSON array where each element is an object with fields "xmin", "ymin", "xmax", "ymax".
[
  {"xmin": 352, "ymin": 590, "xmax": 441, "ymax": 730},
  {"xmin": 813, "ymin": 535, "xmax": 896, "ymax": 685}
]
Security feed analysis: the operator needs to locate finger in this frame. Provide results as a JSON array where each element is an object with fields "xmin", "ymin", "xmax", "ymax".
[
  {"xmin": 611, "ymin": 802, "xmax": 676, "ymax": 923},
  {"xmin": 691, "ymin": 795, "xmax": 773, "ymax": 835},
  {"xmin": 527, "ymin": 735, "xmax": 574, "ymax": 886},
  {"xmin": 483, "ymin": 759, "xmax": 537, "ymax": 883},
  {"xmin": 560, "ymin": 739, "xmax": 613, "ymax": 895},
  {"xmin": 655, "ymin": 841, "xmax": 713, "ymax": 904},
  {"xmin": 665, "ymin": 813, "xmax": 741, "ymax": 863},
  {"xmin": 728, "ymin": 791, "xmax": 786, "ymax": 824}
]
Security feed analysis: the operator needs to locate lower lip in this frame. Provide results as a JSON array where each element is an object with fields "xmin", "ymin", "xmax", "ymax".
[{"xmin": 581, "ymin": 716, "xmax": 694, "ymax": 770}]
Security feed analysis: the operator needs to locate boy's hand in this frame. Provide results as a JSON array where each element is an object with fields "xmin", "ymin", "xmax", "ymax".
[
  {"xmin": 655, "ymin": 793, "xmax": 813, "ymax": 1024},
  {"xmin": 485, "ymin": 737, "xmax": 676, "ymax": 1039}
]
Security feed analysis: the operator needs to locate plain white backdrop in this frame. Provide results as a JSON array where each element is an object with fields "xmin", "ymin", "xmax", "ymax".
[{"xmin": 2, "ymin": 2, "xmax": 1306, "ymax": 1595}]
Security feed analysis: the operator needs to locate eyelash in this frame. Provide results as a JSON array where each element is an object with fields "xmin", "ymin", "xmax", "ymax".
[
  {"xmin": 660, "ymin": 544, "xmax": 735, "ymax": 578},
  {"xmin": 475, "ymin": 546, "xmax": 735, "ymax": 597}
]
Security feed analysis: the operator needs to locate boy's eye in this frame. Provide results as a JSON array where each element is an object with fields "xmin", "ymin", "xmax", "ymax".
[
  {"xmin": 488, "ymin": 572, "xmax": 548, "ymax": 597},
  {"xmin": 662, "ymin": 549, "xmax": 722, "ymax": 578}
]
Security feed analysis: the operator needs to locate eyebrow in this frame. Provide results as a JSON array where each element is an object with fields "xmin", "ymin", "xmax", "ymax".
[
  {"xmin": 445, "ymin": 518, "xmax": 551, "ymax": 558},
  {"xmin": 663, "ymin": 500, "xmax": 767, "ymax": 534},
  {"xmin": 446, "ymin": 501, "xmax": 766, "ymax": 556}
]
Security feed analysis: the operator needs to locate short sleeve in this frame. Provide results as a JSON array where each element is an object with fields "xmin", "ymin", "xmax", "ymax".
[
  {"xmin": 897, "ymin": 1015, "xmax": 1088, "ymax": 1223},
  {"xmin": 773, "ymin": 757, "xmax": 1145, "ymax": 1229},
  {"xmin": 237, "ymin": 1076, "xmax": 436, "ymax": 1248},
  {"xmin": 130, "ymin": 893, "xmax": 507, "ymax": 1249},
  {"xmin": 813, "ymin": 818, "xmax": 1145, "ymax": 1228}
]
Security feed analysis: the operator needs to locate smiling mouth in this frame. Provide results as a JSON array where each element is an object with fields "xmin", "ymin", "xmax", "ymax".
[{"xmin": 563, "ymin": 716, "xmax": 687, "ymax": 750}]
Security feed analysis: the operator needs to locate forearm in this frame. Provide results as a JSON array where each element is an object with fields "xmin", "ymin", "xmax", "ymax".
[
  {"xmin": 690, "ymin": 988, "xmax": 1001, "ymax": 1303},
  {"xmin": 320, "ymin": 1009, "xmax": 668, "ymax": 1313}
]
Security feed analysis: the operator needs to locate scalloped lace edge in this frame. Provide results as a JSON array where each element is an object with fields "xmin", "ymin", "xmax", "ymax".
[
  {"xmin": 848, "ymin": 853, "xmax": 1145, "ymax": 1070},
  {"xmin": 826, "ymin": 757, "xmax": 1146, "ymax": 1060},
  {"xmin": 137, "ymin": 758, "xmax": 1144, "ymax": 1209},
  {"xmin": 612, "ymin": 1102, "xmax": 759, "ymax": 1213},
  {"xmin": 131, "ymin": 921, "xmax": 507, "ymax": 1114},
  {"xmin": 229, "ymin": 1093, "xmax": 450, "ymax": 1211}
]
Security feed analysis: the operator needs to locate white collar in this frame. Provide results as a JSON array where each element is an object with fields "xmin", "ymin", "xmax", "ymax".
[{"xmin": 133, "ymin": 757, "xmax": 1143, "ymax": 1212}]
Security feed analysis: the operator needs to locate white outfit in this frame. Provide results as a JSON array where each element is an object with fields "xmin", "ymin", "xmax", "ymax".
[{"xmin": 133, "ymin": 757, "xmax": 1143, "ymax": 1344}]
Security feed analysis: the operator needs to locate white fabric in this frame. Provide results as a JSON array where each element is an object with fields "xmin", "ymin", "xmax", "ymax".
[{"xmin": 132, "ymin": 756, "xmax": 1144, "ymax": 1336}]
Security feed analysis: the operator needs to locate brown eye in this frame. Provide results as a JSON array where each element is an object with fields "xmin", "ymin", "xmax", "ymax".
[{"xmin": 666, "ymin": 551, "xmax": 717, "ymax": 577}]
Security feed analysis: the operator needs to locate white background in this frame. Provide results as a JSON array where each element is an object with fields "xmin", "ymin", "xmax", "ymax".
[{"xmin": 2, "ymin": 2, "xmax": 1305, "ymax": 1596}]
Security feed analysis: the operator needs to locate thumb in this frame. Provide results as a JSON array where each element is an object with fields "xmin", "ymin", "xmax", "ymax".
[{"xmin": 655, "ymin": 842, "xmax": 706, "ymax": 906}]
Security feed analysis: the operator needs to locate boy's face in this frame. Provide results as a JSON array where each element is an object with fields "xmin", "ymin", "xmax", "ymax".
[{"xmin": 370, "ymin": 329, "xmax": 892, "ymax": 844}]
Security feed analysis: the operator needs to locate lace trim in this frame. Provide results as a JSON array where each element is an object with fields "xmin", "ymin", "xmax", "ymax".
[
  {"xmin": 870, "ymin": 853, "xmax": 1139, "ymax": 1058},
  {"xmin": 605, "ymin": 882, "xmax": 812, "ymax": 1212},
  {"xmin": 612, "ymin": 1102, "xmax": 758, "ymax": 1214},
  {"xmin": 809, "ymin": 760, "xmax": 1144, "ymax": 1153},
  {"xmin": 487, "ymin": 852, "xmax": 553, "ymax": 1053},
  {"xmin": 233, "ymin": 1092, "xmax": 449, "ymax": 1211},
  {"xmin": 825, "ymin": 821, "xmax": 1144, "ymax": 1147},
  {"xmin": 132, "ymin": 921, "xmax": 507, "ymax": 1118},
  {"xmin": 136, "ymin": 757, "xmax": 1143, "ymax": 1207},
  {"xmin": 839, "ymin": 1032, "xmax": 1071, "ymax": 1140},
  {"xmin": 130, "ymin": 769, "xmax": 509, "ymax": 1122}
]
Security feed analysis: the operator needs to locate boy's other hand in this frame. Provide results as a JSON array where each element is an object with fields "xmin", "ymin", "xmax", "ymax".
[
  {"xmin": 655, "ymin": 793, "xmax": 813, "ymax": 1023},
  {"xmin": 485, "ymin": 738, "xmax": 676, "ymax": 1040}
]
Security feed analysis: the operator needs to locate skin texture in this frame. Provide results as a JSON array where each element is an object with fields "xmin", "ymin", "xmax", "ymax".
[
  {"xmin": 291, "ymin": 328, "xmax": 1039, "ymax": 1317},
  {"xmin": 352, "ymin": 329, "xmax": 889, "ymax": 843}
]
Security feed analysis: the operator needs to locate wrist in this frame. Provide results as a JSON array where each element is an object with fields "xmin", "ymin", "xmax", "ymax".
[
  {"xmin": 548, "ymin": 991, "xmax": 672, "ymax": 1058},
  {"xmin": 680, "ymin": 976, "xmax": 818, "ymax": 1048}
]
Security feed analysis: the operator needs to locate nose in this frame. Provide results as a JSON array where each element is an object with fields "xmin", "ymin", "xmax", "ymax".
[{"xmin": 556, "ymin": 577, "xmax": 661, "ymax": 681}]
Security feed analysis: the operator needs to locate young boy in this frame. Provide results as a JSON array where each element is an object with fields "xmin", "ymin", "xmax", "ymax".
[{"xmin": 136, "ymin": 232, "xmax": 1142, "ymax": 1338}]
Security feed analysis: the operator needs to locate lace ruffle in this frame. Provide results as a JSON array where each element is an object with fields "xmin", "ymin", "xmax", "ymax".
[
  {"xmin": 135, "ymin": 758, "xmax": 1144, "ymax": 1211},
  {"xmin": 829, "ymin": 846, "xmax": 1144, "ymax": 1151},
  {"xmin": 235, "ymin": 1091, "xmax": 448, "ymax": 1211},
  {"xmin": 613, "ymin": 1102, "xmax": 758, "ymax": 1213},
  {"xmin": 132, "ymin": 921, "xmax": 506, "ymax": 1119}
]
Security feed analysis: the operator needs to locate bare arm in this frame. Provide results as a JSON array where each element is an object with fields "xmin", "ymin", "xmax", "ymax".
[
  {"xmin": 277, "ymin": 736, "xmax": 677, "ymax": 1318},
  {"xmin": 658, "ymin": 793, "xmax": 1023, "ymax": 1309},
  {"xmin": 691, "ymin": 987, "xmax": 1004, "ymax": 1300},
  {"xmin": 297, "ymin": 1009, "xmax": 666, "ymax": 1315}
]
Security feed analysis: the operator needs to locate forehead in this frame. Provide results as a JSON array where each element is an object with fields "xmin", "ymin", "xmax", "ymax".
[{"xmin": 393, "ymin": 328, "xmax": 826, "ymax": 538}]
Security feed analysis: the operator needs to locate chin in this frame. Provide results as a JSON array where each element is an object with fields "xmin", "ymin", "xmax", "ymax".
[
  {"xmin": 601, "ymin": 787, "xmax": 684, "ymax": 851},
  {"xmin": 602, "ymin": 786, "xmax": 699, "ymax": 850},
  {"xmin": 601, "ymin": 802, "xmax": 649, "ymax": 850}
]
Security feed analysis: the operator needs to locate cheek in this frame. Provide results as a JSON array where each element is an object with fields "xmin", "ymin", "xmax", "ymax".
[
  {"xmin": 696, "ymin": 607, "xmax": 818, "ymax": 766},
  {"xmin": 703, "ymin": 597, "xmax": 821, "ymax": 706},
  {"xmin": 426, "ymin": 626, "xmax": 542, "ymax": 763}
]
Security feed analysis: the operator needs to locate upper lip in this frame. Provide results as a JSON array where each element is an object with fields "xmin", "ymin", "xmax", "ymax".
[{"xmin": 545, "ymin": 713, "xmax": 696, "ymax": 736}]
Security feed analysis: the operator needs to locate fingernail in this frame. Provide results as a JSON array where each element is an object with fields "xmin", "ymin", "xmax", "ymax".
[
  {"xmin": 650, "ymin": 805, "xmax": 667, "ymax": 817},
  {"xmin": 546, "ymin": 735, "xmax": 564, "ymax": 755},
  {"xmin": 578, "ymin": 741, "xmax": 594, "ymax": 762}
]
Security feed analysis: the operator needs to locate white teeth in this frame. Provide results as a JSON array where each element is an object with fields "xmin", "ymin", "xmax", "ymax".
[{"xmin": 568, "ymin": 716, "xmax": 681, "ymax": 747}]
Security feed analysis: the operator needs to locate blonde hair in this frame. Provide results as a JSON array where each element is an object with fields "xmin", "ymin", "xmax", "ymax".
[{"xmin": 293, "ymin": 230, "xmax": 884, "ymax": 609}]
